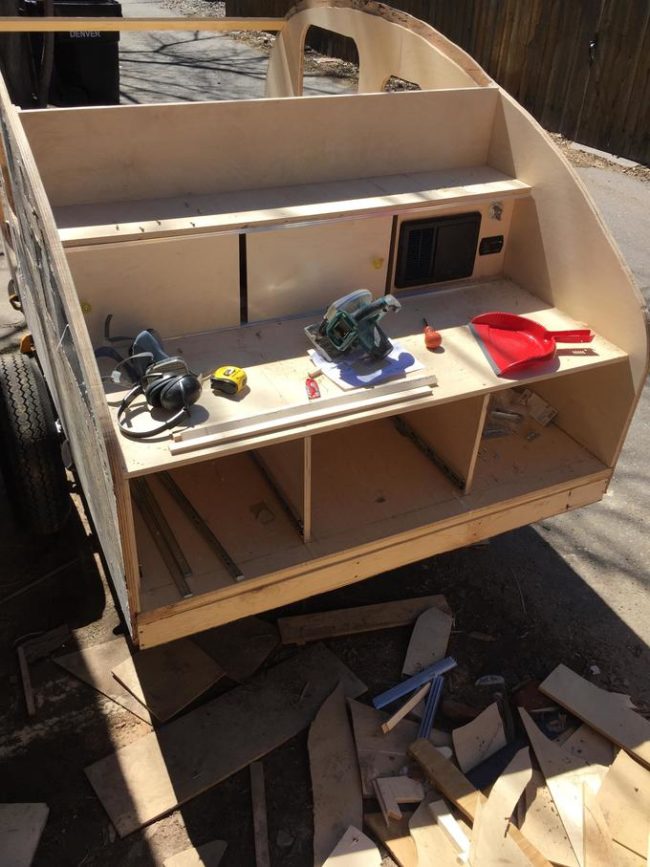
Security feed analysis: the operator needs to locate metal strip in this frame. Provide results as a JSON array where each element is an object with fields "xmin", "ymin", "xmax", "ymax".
[
  {"xmin": 132, "ymin": 478, "xmax": 193, "ymax": 598},
  {"xmin": 158, "ymin": 472, "xmax": 244, "ymax": 583}
]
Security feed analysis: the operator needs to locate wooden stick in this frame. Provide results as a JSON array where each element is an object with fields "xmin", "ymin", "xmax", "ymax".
[
  {"xmin": 0, "ymin": 17, "xmax": 286, "ymax": 33},
  {"xmin": 0, "ymin": 560, "xmax": 78, "ymax": 606},
  {"xmin": 381, "ymin": 683, "xmax": 431, "ymax": 734},
  {"xmin": 17, "ymin": 645, "xmax": 36, "ymax": 717},
  {"xmin": 250, "ymin": 762, "xmax": 271, "ymax": 867}
]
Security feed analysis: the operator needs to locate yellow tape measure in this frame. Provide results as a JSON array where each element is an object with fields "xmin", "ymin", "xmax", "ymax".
[{"xmin": 210, "ymin": 365, "xmax": 247, "ymax": 395}]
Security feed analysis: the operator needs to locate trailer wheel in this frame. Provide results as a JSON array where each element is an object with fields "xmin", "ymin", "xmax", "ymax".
[{"xmin": 0, "ymin": 353, "xmax": 71, "ymax": 535}]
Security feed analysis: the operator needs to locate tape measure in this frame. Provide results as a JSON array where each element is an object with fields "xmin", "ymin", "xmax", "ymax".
[{"xmin": 210, "ymin": 365, "xmax": 247, "ymax": 395}]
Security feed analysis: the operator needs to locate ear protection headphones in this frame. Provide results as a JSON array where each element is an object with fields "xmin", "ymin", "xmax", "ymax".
[{"xmin": 112, "ymin": 330, "xmax": 202, "ymax": 439}]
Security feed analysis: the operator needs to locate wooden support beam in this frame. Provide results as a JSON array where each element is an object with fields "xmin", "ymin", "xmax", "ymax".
[{"xmin": 0, "ymin": 17, "xmax": 286, "ymax": 33}]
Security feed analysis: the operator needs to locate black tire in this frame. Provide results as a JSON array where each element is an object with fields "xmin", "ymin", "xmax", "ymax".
[{"xmin": 0, "ymin": 353, "xmax": 71, "ymax": 535}]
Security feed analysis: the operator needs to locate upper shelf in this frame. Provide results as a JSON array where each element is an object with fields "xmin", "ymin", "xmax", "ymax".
[
  {"xmin": 55, "ymin": 166, "xmax": 530, "ymax": 246},
  {"xmin": 103, "ymin": 279, "xmax": 628, "ymax": 477}
]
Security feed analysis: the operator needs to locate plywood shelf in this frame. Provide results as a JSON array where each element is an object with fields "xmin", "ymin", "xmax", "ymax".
[
  {"xmin": 104, "ymin": 279, "xmax": 628, "ymax": 477},
  {"xmin": 55, "ymin": 166, "xmax": 530, "ymax": 246}
]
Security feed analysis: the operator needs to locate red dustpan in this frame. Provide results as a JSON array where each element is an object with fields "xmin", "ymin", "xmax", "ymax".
[{"xmin": 470, "ymin": 312, "xmax": 594, "ymax": 376}]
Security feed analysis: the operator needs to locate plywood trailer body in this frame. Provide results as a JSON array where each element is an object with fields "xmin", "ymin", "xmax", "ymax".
[{"xmin": 0, "ymin": 0, "xmax": 646, "ymax": 647}]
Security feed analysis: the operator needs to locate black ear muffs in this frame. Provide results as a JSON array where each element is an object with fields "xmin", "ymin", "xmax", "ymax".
[{"xmin": 118, "ymin": 357, "xmax": 202, "ymax": 439}]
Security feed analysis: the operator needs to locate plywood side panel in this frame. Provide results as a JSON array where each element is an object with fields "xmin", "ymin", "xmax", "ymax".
[
  {"xmin": 20, "ymin": 87, "xmax": 498, "ymax": 206},
  {"xmin": 266, "ymin": 0, "xmax": 492, "ymax": 98},
  {"xmin": 66, "ymin": 234, "xmax": 240, "ymax": 345},
  {"xmin": 247, "ymin": 217, "xmax": 392, "ymax": 321},
  {"xmin": 490, "ymin": 90, "xmax": 648, "ymax": 392},
  {"xmin": 530, "ymin": 361, "xmax": 637, "ymax": 468},
  {"xmin": 0, "ymin": 77, "xmax": 137, "ymax": 626}
]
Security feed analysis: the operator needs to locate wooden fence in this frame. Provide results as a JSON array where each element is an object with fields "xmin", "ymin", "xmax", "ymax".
[{"xmin": 226, "ymin": 0, "xmax": 650, "ymax": 165}]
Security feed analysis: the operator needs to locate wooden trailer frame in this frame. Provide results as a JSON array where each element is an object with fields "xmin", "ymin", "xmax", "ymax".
[{"xmin": 0, "ymin": 0, "xmax": 647, "ymax": 647}]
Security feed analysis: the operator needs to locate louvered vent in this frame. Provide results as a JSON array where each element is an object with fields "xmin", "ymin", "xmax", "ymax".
[{"xmin": 395, "ymin": 212, "xmax": 481, "ymax": 288}]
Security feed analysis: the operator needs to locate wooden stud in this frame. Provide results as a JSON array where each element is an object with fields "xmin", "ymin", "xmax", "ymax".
[
  {"xmin": 250, "ymin": 763, "xmax": 271, "ymax": 867},
  {"xmin": 381, "ymin": 683, "xmax": 431, "ymax": 735}
]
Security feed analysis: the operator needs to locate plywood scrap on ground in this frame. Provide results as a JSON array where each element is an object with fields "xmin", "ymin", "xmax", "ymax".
[
  {"xmin": 596, "ymin": 750, "xmax": 650, "ymax": 859},
  {"xmin": 452, "ymin": 701, "xmax": 507, "ymax": 773},
  {"xmin": 85, "ymin": 644, "xmax": 366, "ymax": 836},
  {"xmin": 519, "ymin": 769, "xmax": 578, "ymax": 867},
  {"xmin": 163, "ymin": 840, "xmax": 227, "ymax": 867},
  {"xmin": 55, "ymin": 637, "xmax": 153, "ymax": 725},
  {"xmin": 402, "ymin": 606, "xmax": 453, "ymax": 675},
  {"xmin": 112, "ymin": 639, "xmax": 224, "ymax": 722},
  {"xmin": 323, "ymin": 826, "xmax": 381, "ymax": 866},
  {"xmin": 372, "ymin": 776, "xmax": 424, "ymax": 824},
  {"xmin": 520, "ymin": 708, "xmax": 606, "ymax": 867},
  {"xmin": 469, "ymin": 747, "xmax": 533, "ymax": 867},
  {"xmin": 193, "ymin": 616, "xmax": 278, "ymax": 682},
  {"xmin": 564, "ymin": 724, "xmax": 617, "ymax": 767},
  {"xmin": 364, "ymin": 812, "xmax": 418, "ymax": 867},
  {"xmin": 540, "ymin": 665, "xmax": 650, "ymax": 769},
  {"xmin": 278, "ymin": 594, "xmax": 450, "ymax": 645},
  {"xmin": 408, "ymin": 799, "xmax": 459, "ymax": 867},
  {"xmin": 348, "ymin": 699, "xmax": 450, "ymax": 796},
  {"xmin": 0, "ymin": 803, "xmax": 49, "ymax": 867},
  {"xmin": 583, "ymin": 785, "xmax": 615, "ymax": 867},
  {"xmin": 309, "ymin": 685, "xmax": 362, "ymax": 866},
  {"xmin": 250, "ymin": 762, "xmax": 271, "ymax": 867}
]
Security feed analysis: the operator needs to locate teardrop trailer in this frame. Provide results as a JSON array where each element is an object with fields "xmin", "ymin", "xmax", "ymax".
[{"xmin": 0, "ymin": 1, "xmax": 647, "ymax": 648}]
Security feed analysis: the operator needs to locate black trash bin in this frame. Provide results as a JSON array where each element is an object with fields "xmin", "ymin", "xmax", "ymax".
[{"xmin": 22, "ymin": 0, "xmax": 122, "ymax": 106}]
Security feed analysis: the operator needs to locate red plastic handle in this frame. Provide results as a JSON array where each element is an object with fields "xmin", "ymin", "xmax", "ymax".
[{"xmin": 546, "ymin": 329, "xmax": 594, "ymax": 343}]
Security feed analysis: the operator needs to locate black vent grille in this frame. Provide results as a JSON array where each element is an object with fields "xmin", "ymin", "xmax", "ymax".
[{"xmin": 395, "ymin": 212, "xmax": 481, "ymax": 288}]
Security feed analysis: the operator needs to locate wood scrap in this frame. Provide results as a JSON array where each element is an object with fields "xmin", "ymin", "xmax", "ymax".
[
  {"xmin": 163, "ymin": 840, "xmax": 227, "ymax": 867},
  {"xmin": 520, "ymin": 708, "xmax": 606, "ymax": 867},
  {"xmin": 278, "ymin": 594, "xmax": 451, "ymax": 645},
  {"xmin": 16, "ymin": 646, "xmax": 35, "ymax": 717},
  {"xmin": 364, "ymin": 812, "xmax": 418, "ymax": 867},
  {"xmin": 309, "ymin": 685, "xmax": 362, "ymax": 866},
  {"xmin": 428, "ymin": 799, "xmax": 471, "ymax": 861},
  {"xmin": 348, "ymin": 699, "xmax": 450, "ymax": 796},
  {"xmin": 193, "ymin": 616, "xmax": 278, "ymax": 682},
  {"xmin": 111, "ymin": 639, "xmax": 224, "ymax": 722},
  {"xmin": 539, "ymin": 665, "xmax": 650, "ymax": 770},
  {"xmin": 250, "ymin": 762, "xmax": 270, "ymax": 867},
  {"xmin": 381, "ymin": 683, "xmax": 430, "ymax": 734},
  {"xmin": 583, "ymin": 785, "xmax": 615, "ymax": 867},
  {"xmin": 323, "ymin": 826, "xmax": 381, "ymax": 866},
  {"xmin": 408, "ymin": 799, "xmax": 459, "ymax": 867},
  {"xmin": 596, "ymin": 750, "xmax": 650, "ymax": 859},
  {"xmin": 452, "ymin": 701, "xmax": 507, "ymax": 773},
  {"xmin": 469, "ymin": 747, "xmax": 533, "ymax": 867},
  {"xmin": 0, "ymin": 803, "xmax": 49, "ymax": 867},
  {"xmin": 55, "ymin": 637, "xmax": 153, "ymax": 725},
  {"xmin": 408, "ymin": 739, "xmax": 553, "ymax": 867},
  {"xmin": 565, "ymin": 725, "xmax": 617, "ymax": 767},
  {"xmin": 520, "ymin": 769, "xmax": 578, "ymax": 867},
  {"xmin": 85, "ymin": 644, "xmax": 365, "ymax": 837},
  {"xmin": 372, "ymin": 776, "xmax": 424, "ymax": 824},
  {"xmin": 402, "ymin": 606, "xmax": 453, "ymax": 675}
]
